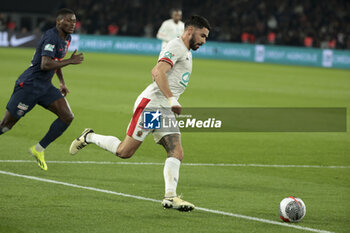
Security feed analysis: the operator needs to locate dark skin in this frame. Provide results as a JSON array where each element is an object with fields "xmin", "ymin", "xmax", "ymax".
[{"xmin": 0, "ymin": 13, "xmax": 83, "ymax": 131}]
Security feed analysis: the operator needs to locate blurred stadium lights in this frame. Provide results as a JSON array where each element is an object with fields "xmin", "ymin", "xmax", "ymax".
[{"xmin": 1, "ymin": 0, "xmax": 349, "ymax": 50}]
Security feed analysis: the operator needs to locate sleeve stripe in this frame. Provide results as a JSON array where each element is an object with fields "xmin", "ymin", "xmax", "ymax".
[{"xmin": 158, "ymin": 57, "xmax": 174, "ymax": 67}]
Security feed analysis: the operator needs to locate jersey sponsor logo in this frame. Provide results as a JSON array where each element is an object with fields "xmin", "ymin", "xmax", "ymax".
[
  {"xmin": 164, "ymin": 51, "xmax": 174, "ymax": 60},
  {"xmin": 44, "ymin": 44, "xmax": 55, "ymax": 52},
  {"xmin": 179, "ymin": 72, "xmax": 191, "ymax": 88}
]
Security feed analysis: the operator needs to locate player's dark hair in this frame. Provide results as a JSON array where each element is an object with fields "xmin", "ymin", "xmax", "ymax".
[
  {"xmin": 56, "ymin": 8, "xmax": 75, "ymax": 18},
  {"xmin": 185, "ymin": 15, "xmax": 211, "ymax": 31}
]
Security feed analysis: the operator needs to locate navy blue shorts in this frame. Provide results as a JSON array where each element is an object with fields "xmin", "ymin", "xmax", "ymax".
[{"xmin": 6, "ymin": 82, "xmax": 63, "ymax": 119}]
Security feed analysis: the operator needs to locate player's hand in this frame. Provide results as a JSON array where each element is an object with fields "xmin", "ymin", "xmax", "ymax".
[
  {"xmin": 70, "ymin": 49, "xmax": 84, "ymax": 64},
  {"xmin": 168, "ymin": 97, "xmax": 182, "ymax": 115},
  {"xmin": 60, "ymin": 83, "xmax": 70, "ymax": 96}
]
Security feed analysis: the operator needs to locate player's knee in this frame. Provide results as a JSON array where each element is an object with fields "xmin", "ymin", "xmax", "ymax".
[
  {"xmin": 117, "ymin": 151, "xmax": 134, "ymax": 159},
  {"xmin": 170, "ymin": 148, "xmax": 184, "ymax": 161},
  {"xmin": 117, "ymin": 148, "xmax": 135, "ymax": 159},
  {"xmin": 60, "ymin": 112, "xmax": 74, "ymax": 125}
]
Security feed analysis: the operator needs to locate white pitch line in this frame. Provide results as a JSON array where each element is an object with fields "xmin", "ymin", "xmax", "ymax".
[
  {"xmin": 0, "ymin": 160, "xmax": 349, "ymax": 169},
  {"xmin": 0, "ymin": 170, "xmax": 335, "ymax": 233}
]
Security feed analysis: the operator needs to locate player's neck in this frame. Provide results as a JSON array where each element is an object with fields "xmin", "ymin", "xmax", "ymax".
[{"xmin": 56, "ymin": 26, "xmax": 68, "ymax": 40}]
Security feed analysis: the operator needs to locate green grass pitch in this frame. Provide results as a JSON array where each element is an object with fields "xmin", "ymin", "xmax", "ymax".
[{"xmin": 0, "ymin": 47, "xmax": 349, "ymax": 233}]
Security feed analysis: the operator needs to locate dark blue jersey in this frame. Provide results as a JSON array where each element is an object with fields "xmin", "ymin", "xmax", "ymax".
[{"xmin": 16, "ymin": 27, "xmax": 71, "ymax": 91}]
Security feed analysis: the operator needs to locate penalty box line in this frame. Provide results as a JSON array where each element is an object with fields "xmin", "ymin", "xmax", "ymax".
[
  {"xmin": 0, "ymin": 170, "xmax": 334, "ymax": 233},
  {"xmin": 0, "ymin": 160, "xmax": 349, "ymax": 169}
]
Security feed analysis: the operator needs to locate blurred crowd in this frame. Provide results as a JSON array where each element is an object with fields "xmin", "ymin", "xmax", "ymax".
[{"xmin": 1, "ymin": 0, "xmax": 349, "ymax": 50}]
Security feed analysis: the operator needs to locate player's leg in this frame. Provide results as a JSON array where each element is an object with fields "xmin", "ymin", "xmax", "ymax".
[
  {"xmin": 158, "ymin": 133, "xmax": 194, "ymax": 211},
  {"xmin": 38, "ymin": 97, "xmax": 74, "ymax": 150},
  {"xmin": 85, "ymin": 132, "xmax": 142, "ymax": 158},
  {"xmin": 70, "ymin": 97, "xmax": 150, "ymax": 157},
  {"xmin": 1, "ymin": 82, "xmax": 37, "ymax": 134},
  {"xmin": 29, "ymin": 86, "xmax": 73, "ymax": 171},
  {"xmin": 70, "ymin": 129, "xmax": 143, "ymax": 158},
  {"xmin": 3, "ymin": 82, "xmax": 47, "ymax": 169},
  {"xmin": 0, "ymin": 110, "xmax": 19, "ymax": 135},
  {"xmin": 116, "ymin": 135, "xmax": 143, "ymax": 158},
  {"xmin": 70, "ymin": 123, "xmax": 145, "ymax": 157},
  {"xmin": 159, "ymin": 134, "xmax": 183, "ymax": 197}
]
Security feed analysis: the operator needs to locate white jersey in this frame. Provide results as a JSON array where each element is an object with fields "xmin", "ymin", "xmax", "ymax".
[
  {"xmin": 156, "ymin": 19, "xmax": 184, "ymax": 50},
  {"xmin": 139, "ymin": 38, "xmax": 192, "ymax": 106}
]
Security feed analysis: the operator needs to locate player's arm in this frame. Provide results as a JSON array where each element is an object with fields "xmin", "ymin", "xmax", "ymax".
[
  {"xmin": 41, "ymin": 49, "xmax": 83, "ymax": 71},
  {"xmin": 56, "ymin": 68, "xmax": 69, "ymax": 96},
  {"xmin": 151, "ymin": 61, "xmax": 181, "ymax": 114}
]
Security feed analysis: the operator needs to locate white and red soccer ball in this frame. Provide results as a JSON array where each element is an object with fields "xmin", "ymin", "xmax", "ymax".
[{"xmin": 279, "ymin": 196, "xmax": 306, "ymax": 222}]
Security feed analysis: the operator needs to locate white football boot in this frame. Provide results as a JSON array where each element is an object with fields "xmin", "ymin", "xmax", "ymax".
[
  {"xmin": 69, "ymin": 128, "xmax": 94, "ymax": 155},
  {"xmin": 162, "ymin": 196, "xmax": 195, "ymax": 212}
]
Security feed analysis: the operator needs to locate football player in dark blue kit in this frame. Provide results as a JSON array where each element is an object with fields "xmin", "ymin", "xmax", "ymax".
[{"xmin": 0, "ymin": 8, "xmax": 84, "ymax": 171}]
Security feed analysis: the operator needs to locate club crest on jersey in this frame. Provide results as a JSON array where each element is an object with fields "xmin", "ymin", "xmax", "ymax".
[
  {"xmin": 164, "ymin": 51, "xmax": 174, "ymax": 60},
  {"xmin": 136, "ymin": 130, "xmax": 143, "ymax": 137},
  {"xmin": 180, "ymin": 72, "xmax": 191, "ymax": 88},
  {"xmin": 44, "ymin": 44, "xmax": 55, "ymax": 52}
]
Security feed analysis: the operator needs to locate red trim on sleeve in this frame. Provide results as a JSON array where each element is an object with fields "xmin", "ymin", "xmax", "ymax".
[
  {"xmin": 127, "ymin": 98, "xmax": 151, "ymax": 137},
  {"xmin": 158, "ymin": 57, "xmax": 174, "ymax": 67},
  {"xmin": 66, "ymin": 40, "xmax": 71, "ymax": 51}
]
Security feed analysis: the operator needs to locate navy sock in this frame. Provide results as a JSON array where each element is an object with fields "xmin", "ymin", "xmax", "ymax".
[{"xmin": 39, "ymin": 118, "xmax": 69, "ymax": 148}]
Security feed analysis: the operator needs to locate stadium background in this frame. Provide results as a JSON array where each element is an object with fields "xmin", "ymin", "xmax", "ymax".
[
  {"xmin": 1, "ymin": 0, "xmax": 350, "ymax": 49},
  {"xmin": 1, "ymin": 0, "xmax": 350, "ymax": 68},
  {"xmin": 0, "ymin": 1, "xmax": 350, "ymax": 233}
]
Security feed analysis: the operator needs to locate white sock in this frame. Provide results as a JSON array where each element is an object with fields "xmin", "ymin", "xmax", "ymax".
[
  {"xmin": 86, "ymin": 133, "xmax": 121, "ymax": 154},
  {"xmin": 163, "ymin": 157, "xmax": 181, "ymax": 198},
  {"xmin": 35, "ymin": 143, "xmax": 45, "ymax": 152}
]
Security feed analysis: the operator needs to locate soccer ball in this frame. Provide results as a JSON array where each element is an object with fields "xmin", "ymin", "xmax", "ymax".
[{"xmin": 279, "ymin": 196, "xmax": 306, "ymax": 222}]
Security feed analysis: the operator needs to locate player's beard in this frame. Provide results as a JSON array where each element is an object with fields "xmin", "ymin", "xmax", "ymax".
[{"xmin": 189, "ymin": 37, "xmax": 198, "ymax": 51}]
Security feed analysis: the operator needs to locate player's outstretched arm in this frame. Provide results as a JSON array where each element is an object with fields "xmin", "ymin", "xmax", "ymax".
[
  {"xmin": 41, "ymin": 49, "xmax": 84, "ymax": 71},
  {"xmin": 152, "ymin": 62, "xmax": 182, "ymax": 115}
]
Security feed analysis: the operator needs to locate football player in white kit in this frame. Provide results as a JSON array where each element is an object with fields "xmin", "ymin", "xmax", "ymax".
[
  {"xmin": 70, "ymin": 15, "xmax": 210, "ymax": 212},
  {"xmin": 157, "ymin": 9, "xmax": 185, "ymax": 50}
]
